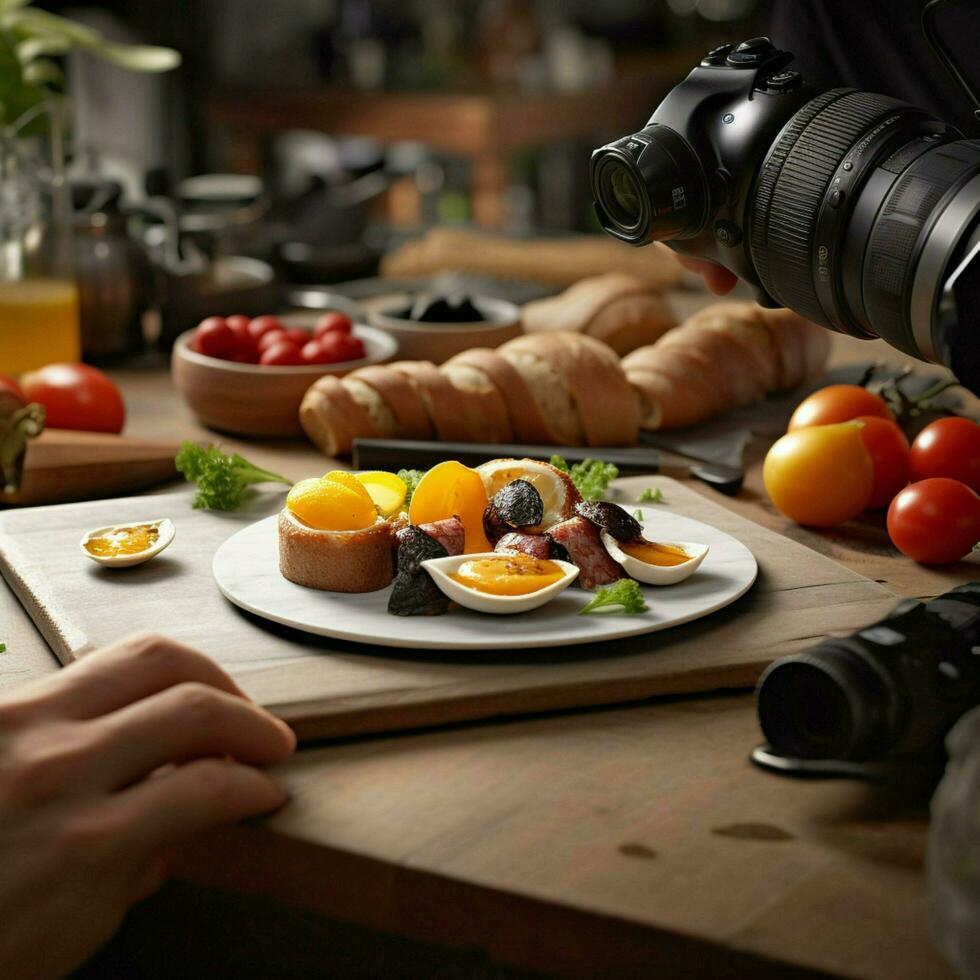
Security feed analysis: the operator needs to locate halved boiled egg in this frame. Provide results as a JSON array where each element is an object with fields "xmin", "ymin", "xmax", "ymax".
[
  {"xmin": 601, "ymin": 532, "xmax": 708, "ymax": 586},
  {"xmin": 80, "ymin": 518, "xmax": 175, "ymax": 568},
  {"xmin": 422, "ymin": 551, "xmax": 578, "ymax": 614}
]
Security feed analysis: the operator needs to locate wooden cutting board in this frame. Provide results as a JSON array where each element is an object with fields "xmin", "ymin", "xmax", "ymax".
[
  {"xmin": 0, "ymin": 477, "xmax": 896, "ymax": 741},
  {"xmin": 0, "ymin": 429, "xmax": 179, "ymax": 506}
]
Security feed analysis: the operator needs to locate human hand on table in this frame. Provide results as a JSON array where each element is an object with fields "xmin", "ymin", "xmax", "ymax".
[{"xmin": 0, "ymin": 633, "xmax": 296, "ymax": 980}]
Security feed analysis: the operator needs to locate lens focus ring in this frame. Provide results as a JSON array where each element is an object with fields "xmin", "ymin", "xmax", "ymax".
[{"xmin": 751, "ymin": 90, "xmax": 910, "ymax": 325}]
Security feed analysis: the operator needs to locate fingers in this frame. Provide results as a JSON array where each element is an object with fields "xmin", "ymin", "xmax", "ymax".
[
  {"xmin": 675, "ymin": 256, "xmax": 739, "ymax": 295},
  {"xmin": 91, "ymin": 682, "xmax": 295, "ymax": 790},
  {"xmin": 16, "ymin": 633, "xmax": 249, "ymax": 721},
  {"xmin": 114, "ymin": 758, "xmax": 287, "ymax": 852}
]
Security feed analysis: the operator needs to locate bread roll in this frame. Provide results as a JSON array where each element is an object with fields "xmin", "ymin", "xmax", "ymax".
[{"xmin": 522, "ymin": 273, "xmax": 677, "ymax": 356}]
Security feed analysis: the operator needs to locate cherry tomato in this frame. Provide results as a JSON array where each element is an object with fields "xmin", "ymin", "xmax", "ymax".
[
  {"xmin": 283, "ymin": 327, "xmax": 312, "ymax": 347},
  {"xmin": 257, "ymin": 328, "xmax": 288, "ymax": 354},
  {"xmin": 788, "ymin": 384, "xmax": 892, "ymax": 431},
  {"xmin": 259, "ymin": 342, "xmax": 304, "ymax": 366},
  {"xmin": 314, "ymin": 312, "xmax": 353, "ymax": 338},
  {"xmin": 318, "ymin": 331, "xmax": 365, "ymax": 363},
  {"xmin": 194, "ymin": 317, "xmax": 237, "ymax": 360},
  {"xmin": 20, "ymin": 363, "xmax": 125, "ymax": 433},
  {"xmin": 0, "ymin": 374, "xmax": 24, "ymax": 401},
  {"xmin": 887, "ymin": 478, "xmax": 980, "ymax": 564},
  {"xmin": 247, "ymin": 315, "xmax": 283, "ymax": 342},
  {"xmin": 225, "ymin": 314, "xmax": 259, "ymax": 362},
  {"xmin": 763, "ymin": 421, "xmax": 874, "ymax": 526},
  {"xmin": 300, "ymin": 339, "xmax": 335, "ymax": 364},
  {"xmin": 908, "ymin": 417, "xmax": 980, "ymax": 492},
  {"xmin": 855, "ymin": 416, "xmax": 909, "ymax": 509}
]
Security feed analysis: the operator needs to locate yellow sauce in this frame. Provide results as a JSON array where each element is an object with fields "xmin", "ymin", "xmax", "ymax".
[
  {"xmin": 620, "ymin": 540, "xmax": 690, "ymax": 567},
  {"xmin": 84, "ymin": 524, "xmax": 160, "ymax": 557},
  {"xmin": 450, "ymin": 554, "xmax": 564, "ymax": 596}
]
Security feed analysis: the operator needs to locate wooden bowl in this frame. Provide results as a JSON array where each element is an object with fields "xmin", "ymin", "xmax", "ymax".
[
  {"xmin": 171, "ymin": 322, "xmax": 398, "ymax": 438},
  {"xmin": 367, "ymin": 294, "xmax": 521, "ymax": 364}
]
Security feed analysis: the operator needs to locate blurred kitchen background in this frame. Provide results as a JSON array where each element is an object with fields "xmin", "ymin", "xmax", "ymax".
[{"xmin": 30, "ymin": 0, "xmax": 771, "ymax": 358}]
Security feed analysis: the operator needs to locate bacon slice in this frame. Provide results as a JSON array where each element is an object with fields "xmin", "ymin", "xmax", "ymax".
[
  {"xmin": 495, "ymin": 532, "xmax": 551, "ymax": 560},
  {"xmin": 419, "ymin": 516, "xmax": 465, "ymax": 556},
  {"xmin": 547, "ymin": 516, "xmax": 623, "ymax": 589}
]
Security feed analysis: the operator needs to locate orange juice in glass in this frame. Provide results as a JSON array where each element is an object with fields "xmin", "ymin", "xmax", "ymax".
[{"xmin": 0, "ymin": 278, "xmax": 81, "ymax": 374}]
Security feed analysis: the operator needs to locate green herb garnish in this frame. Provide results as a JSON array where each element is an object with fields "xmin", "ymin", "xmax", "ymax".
[
  {"xmin": 397, "ymin": 468, "xmax": 425, "ymax": 508},
  {"xmin": 637, "ymin": 487, "xmax": 665, "ymax": 504},
  {"xmin": 632, "ymin": 509, "xmax": 645, "ymax": 521},
  {"xmin": 578, "ymin": 579, "xmax": 649, "ymax": 616},
  {"xmin": 549, "ymin": 455, "xmax": 619, "ymax": 501},
  {"xmin": 0, "ymin": 642, "xmax": 5, "ymax": 653},
  {"xmin": 175, "ymin": 441, "xmax": 290, "ymax": 511}
]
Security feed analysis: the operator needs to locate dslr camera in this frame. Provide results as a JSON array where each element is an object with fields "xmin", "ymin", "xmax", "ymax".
[{"xmin": 591, "ymin": 24, "xmax": 980, "ymax": 391}]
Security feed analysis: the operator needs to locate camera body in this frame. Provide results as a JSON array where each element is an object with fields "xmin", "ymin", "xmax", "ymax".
[
  {"xmin": 591, "ymin": 37, "xmax": 980, "ymax": 391},
  {"xmin": 756, "ymin": 583, "xmax": 980, "ymax": 764}
]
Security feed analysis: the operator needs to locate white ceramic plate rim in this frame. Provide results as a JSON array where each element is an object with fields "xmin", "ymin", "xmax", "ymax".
[
  {"xmin": 212, "ymin": 507, "xmax": 758, "ymax": 651},
  {"xmin": 173, "ymin": 322, "xmax": 398, "ymax": 375}
]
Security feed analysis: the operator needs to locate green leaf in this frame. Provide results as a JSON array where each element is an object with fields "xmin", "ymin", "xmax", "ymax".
[
  {"xmin": 77, "ymin": 39, "xmax": 180, "ymax": 72},
  {"xmin": 636, "ymin": 487, "xmax": 665, "ymax": 504},
  {"xmin": 21, "ymin": 57, "xmax": 61, "ymax": 85},
  {"xmin": 16, "ymin": 35, "xmax": 71, "ymax": 64},
  {"xmin": 2, "ymin": 8, "xmax": 101, "ymax": 45}
]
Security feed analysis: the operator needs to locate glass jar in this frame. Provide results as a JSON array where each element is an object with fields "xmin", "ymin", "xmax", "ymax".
[{"xmin": 0, "ymin": 101, "xmax": 81, "ymax": 374}]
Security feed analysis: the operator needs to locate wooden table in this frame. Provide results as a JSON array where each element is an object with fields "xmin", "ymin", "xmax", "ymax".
[{"xmin": 3, "ymin": 318, "xmax": 972, "ymax": 979}]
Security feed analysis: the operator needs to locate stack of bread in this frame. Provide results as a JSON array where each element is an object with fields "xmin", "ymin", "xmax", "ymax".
[{"xmin": 300, "ymin": 296, "xmax": 830, "ymax": 456}]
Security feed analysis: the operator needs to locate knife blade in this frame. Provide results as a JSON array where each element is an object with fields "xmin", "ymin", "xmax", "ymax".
[{"xmin": 351, "ymin": 439, "xmax": 743, "ymax": 495}]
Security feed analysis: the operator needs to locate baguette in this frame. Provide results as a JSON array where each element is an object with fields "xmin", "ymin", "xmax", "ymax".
[
  {"xmin": 522, "ymin": 273, "xmax": 677, "ymax": 356},
  {"xmin": 381, "ymin": 227, "xmax": 685, "ymax": 289},
  {"xmin": 623, "ymin": 302, "xmax": 830, "ymax": 430}
]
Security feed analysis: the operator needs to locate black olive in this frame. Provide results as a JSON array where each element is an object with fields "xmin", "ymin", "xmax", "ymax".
[
  {"xmin": 492, "ymin": 479, "xmax": 544, "ymax": 528},
  {"xmin": 574, "ymin": 500, "xmax": 643, "ymax": 542}
]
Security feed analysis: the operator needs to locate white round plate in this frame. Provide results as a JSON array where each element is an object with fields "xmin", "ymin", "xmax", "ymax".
[{"xmin": 212, "ymin": 507, "xmax": 757, "ymax": 650}]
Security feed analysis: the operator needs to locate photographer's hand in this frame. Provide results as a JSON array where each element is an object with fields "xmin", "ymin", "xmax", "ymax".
[
  {"xmin": 675, "ymin": 255, "xmax": 738, "ymax": 295},
  {"xmin": 0, "ymin": 633, "xmax": 296, "ymax": 980}
]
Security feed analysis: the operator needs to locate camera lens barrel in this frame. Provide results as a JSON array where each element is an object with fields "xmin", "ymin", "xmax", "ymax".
[{"xmin": 591, "ymin": 126, "xmax": 709, "ymax": 244}]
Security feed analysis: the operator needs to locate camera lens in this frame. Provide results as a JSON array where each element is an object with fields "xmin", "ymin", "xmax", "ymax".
[
  {"xmin": 604, "ymin": 162, "xmax": 642, "ymax": 228},
  {"xmin": 591, "ymin": 125, "xmax": 708, "ymax": 245},
  {"xmin": 748, "ymin": 88, "xmax": 980, "ymax": 376},
  {"xmin": 756, "ymin": 641, "xmax": 900, "ymax": 760}
]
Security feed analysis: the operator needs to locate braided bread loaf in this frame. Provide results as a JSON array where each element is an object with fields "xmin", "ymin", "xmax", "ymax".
[
  {"xmin": 622, "ymin": 302, "xmax": 831, "ymax": 430},
  {"xmin": 299, "ymin": 331, "xmax": 639, "ymax": 456},
  {"xmin": 298, "ymin": 302, "xmax": 832, "ymax": 456}
]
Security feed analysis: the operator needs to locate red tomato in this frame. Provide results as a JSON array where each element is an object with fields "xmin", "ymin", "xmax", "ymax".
[
  {"xmin": 21, "ymin": 363, "xmax": 125, "ymax": 433},
  {"xmin": 225, "ymin": 314, "xmax": 258, "ymax": 362},
  {"xmin": 247, "ymin": 315, "xmax": 283, "ymax": 342},
  {"xmin": 908, "ymin": 417, "xmax": 980, "ymax": 492},
  {"xmin": 257, "ymin": 328, "xmax": 288, "ymax": 354},
  {"xmin": 314, "ymin": 312, "xmax": 353, "ymax": 338},
  {"xmin": 855, "ymin": 416, "xmax": 909, "ymax": 509},
  {"xmin": 318, "ymin": 331, "xmax": 365, "ymax": 363},
  {"xmin": 283, "ymin": 327, "xmax": 312, "ymax": 347},
  {"xmin": 194, "ymin": 317, "xmax": 237, "ymax": 360},
  {"xmin": 300, "ymin": 339, "xmax": 333, "ymax": 364},
  {"xmin": 259, "ymin": 342, "xmax": 304, "ymax": 366},
  {"xmin": 788, "ymin": 384, "xmax": 893, "ymax": 431},
  {"xmin": 887, "ymin": 478, "xmax": 980, "ymax": 564},
  {"xmin": 0, "ymin": 374, "xmax": 24, "ymax": 400}
]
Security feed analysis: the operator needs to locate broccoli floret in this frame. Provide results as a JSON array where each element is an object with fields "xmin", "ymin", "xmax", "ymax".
[
  {"xmin": 175, "ymin": 441, "xmax": 290, "ymax": 511},
  {"xmin": 637, "ymin": 487, "xmax": 665, "ymax": 504},
  {"xmin": 549, "ymin": 455, "xmax": 619, "ymax": 501},
  {"xmin": 396, "ymin": 468, "xmax": 426, "ymax": 508},
  {"xmin": 578, "ymin": 579, "xmax": 649, "ymax": 615}
]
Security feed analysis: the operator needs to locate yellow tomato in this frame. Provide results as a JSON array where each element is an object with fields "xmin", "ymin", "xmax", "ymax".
[
  {"xmin": 409, "ymin": 460, "xmax": 490, "ymax": 553},
  {"xmin": 763, "ymin": 422, "xmax": 874, "ymax": 527}
]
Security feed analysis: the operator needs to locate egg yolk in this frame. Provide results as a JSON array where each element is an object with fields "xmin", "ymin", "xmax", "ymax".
[
  {"xmin": 84, "ymin": 524, "xmax": 159, "ymax": 557},
  {"xmin": 450, "ymin": 554, "xmax": 564, "ymax": 596},
  {"xmin": 620, "ymin": 540, "xmax": 690, "ymax": 567}
]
